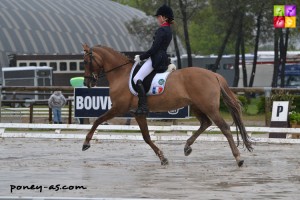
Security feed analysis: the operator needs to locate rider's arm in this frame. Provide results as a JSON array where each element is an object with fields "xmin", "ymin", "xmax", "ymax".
[{"xmin": 140, "ymin": 28, "xmax": 165, "ymax": 60}]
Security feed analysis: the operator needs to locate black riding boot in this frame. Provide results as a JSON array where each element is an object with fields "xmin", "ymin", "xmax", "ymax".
[{"xmin": 135, "ymin": 80, "xmax": 149, "ymax": 115}]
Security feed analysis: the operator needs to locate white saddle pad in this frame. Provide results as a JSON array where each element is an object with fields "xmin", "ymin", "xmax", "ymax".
[{"xmin": 129, "ymin": 62, "xmax": 172, "ymax": 96}]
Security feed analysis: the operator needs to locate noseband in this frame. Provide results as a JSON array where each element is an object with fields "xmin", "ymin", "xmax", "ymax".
[
  {"xmin": 83, "ymin": 48, "xmax": 102, "ymax": 82},
  {"xmin": 83, "ymin": 48, "xmax": 131, "ymax": 83}
]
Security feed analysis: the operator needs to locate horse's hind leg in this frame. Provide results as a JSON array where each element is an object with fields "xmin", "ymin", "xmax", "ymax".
[
  {"xmin": 135, "ymin": 115, "xmax": 168, "ymax": 165},
  {"xmin": 209, "ymin": 111, "xmax": 244, "ymax": 167},
  {"xmin": 184, "ymin": 107, "xmax": 212, "ymax": 156}
]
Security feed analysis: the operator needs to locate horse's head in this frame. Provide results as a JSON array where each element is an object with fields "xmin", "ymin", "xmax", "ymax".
[{"xmin": 82, "ymin": 43, "xmax": 104, "ymax": 88}]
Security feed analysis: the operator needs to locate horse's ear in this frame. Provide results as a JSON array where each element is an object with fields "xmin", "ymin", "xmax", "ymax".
[{"xmin": 82, "ymin": 43, "xmax": 89, "ymax": 52}]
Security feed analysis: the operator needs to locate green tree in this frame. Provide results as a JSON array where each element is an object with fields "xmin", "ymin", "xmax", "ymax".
[
  {"xmin": 189, "ymin": 5, "xmax": 231, "ymax": 55},
  {"xmin": 177, "ymin": 0, "xmax": 206, "ymax": 66},
  {"xmin": 248, "ymin": 0, "xmax": 268, "ymax": 87},
  {"xmin": 125, "ymin": 17, "xmax": 157, "ymax": 49}
]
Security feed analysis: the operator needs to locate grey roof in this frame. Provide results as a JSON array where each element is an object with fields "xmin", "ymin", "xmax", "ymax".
[{"xmin": 0, "ymin": 0, "xmax": 149, "ymax": 65}]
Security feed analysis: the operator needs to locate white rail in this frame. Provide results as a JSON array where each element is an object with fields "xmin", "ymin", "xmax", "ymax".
[
  {"xmin": 0, "ymin": 123, "xmax": 300, "ymax": 133},
  {"xmin": 0, "ymin": 123, "xmax": 299, "ymax": 141}
]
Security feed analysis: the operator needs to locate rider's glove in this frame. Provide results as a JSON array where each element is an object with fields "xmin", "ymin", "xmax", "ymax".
[{"xmin": 134, "ymin": 55, "xmax": 141, "ymax": 63}]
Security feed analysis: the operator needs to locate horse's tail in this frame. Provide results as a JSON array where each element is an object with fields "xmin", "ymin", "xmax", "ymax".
[{"xmin": 216, "ymin": 75, "xmax": 253, "ymax": 152}]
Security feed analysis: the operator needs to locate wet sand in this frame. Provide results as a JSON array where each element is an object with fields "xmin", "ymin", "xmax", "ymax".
[{"xmin": 0, "ymin": 138, "xmax": 299, "ymax": 199}]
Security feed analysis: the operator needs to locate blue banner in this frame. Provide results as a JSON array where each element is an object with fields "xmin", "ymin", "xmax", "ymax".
[{"xmin": 74, "ymin": 87, "xmax": 189, "ymax": 119}]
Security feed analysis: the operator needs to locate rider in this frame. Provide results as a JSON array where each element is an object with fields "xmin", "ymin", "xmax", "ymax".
[{"xmin": 133, "ymin": 4, "xmax": 174, "ymax": 115}]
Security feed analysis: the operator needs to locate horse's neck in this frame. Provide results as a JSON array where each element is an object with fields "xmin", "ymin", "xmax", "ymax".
[
  {"xmin": 105, "ymin": 61, "xmax": 133, "ymax": 86},
  {"xmin": 99, "ymin": 48, "xmax": 132, "ymax": 83}
]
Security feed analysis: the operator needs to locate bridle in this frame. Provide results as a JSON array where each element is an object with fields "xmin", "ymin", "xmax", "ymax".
[{"xmin": 83, "ymin": 47, "xmax": 131, "ymax": 83}]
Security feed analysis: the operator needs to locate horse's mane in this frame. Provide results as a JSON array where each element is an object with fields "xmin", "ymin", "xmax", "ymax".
[{"xmin": 95, "ymin": 45, "xmax": 133, "ymax": 63}]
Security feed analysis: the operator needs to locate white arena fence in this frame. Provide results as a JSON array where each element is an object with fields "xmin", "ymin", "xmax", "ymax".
[{"xmin": 0, "ymin": 123, "xmax": 300, "ymax": 144}]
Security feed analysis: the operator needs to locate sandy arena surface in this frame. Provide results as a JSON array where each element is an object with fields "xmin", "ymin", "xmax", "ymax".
[{"xmin": 0, "ymin": 138, "xmax": 300, "ymax": 199}]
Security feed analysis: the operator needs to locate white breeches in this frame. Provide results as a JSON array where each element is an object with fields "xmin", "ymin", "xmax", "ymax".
[{"xmin": 133, "ymin": 58, "xmax": 154, "ymax": 84}]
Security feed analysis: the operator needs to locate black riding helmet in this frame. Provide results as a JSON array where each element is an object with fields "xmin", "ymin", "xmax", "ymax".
[{"xmin": 155, "ymin": 4, "xmax": 174, "ymax": 20}]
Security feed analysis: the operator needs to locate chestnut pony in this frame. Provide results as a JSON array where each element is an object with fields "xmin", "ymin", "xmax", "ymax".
[{"xmin": 81, "ymin": 44, "xmax": 253, "ymax": 167}]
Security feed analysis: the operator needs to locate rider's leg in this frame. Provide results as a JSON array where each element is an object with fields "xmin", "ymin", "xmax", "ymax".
[
  {"xmin": 134, "ymin": 80, "xmax": 149, "ymax": 115},
  {"xmin": 133, "ymin": 58, "xmax": 154, "ymax": 84},
  {"xmin": 133, "ymin": 58, "xmax": 154, "ymax": 115}
]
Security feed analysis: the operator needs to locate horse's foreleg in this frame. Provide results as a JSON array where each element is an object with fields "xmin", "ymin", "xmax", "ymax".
[
  {"xmin": 82, "ymin": 108, "xmax": 118, "ymax": 151},
  {"xmin": 184, "ymin": 109, "xmax": 212, "ymax": 156},
  {"xmin": 135, "ymin": 115, "xmax": 168, "ymax": 165}
]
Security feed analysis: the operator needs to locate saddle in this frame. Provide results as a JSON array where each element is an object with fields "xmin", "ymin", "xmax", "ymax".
[{"xmin": 129, "ymin": 62, "xmax": 176, "ymax": 96}]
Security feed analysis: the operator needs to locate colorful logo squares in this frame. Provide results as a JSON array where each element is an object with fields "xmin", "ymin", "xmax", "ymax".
[
  {"xmin": 274, "ymin": 5, "xmax": 285, "ymax": 16},
  {"xmin": 274, "ymin": 17, "xmax": 285, "ymax": 28},
  {"xmin": 274, "ymin": 5, "xmax": 296, "ymax": 28},
  {"xmin": 285, "ymin": 17, "xmax": 296, "ymax": 28},
  {"xmin": 285, "ymin": 5, "xmax": 296, "ymax": 17}
]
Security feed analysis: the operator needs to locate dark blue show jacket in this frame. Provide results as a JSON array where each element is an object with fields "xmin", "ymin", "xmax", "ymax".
[{"xmin": 140, "ymin": 25, "xmax": 172, "ymax": 72}]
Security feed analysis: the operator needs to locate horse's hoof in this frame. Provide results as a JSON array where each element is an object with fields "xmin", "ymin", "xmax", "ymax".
[
  {"xmin": 238, "ymin": 160, "xmax": 244, "ymax": 167},
  {"xmin": 82, "ymin": 144, "xmax": 90, "ymax": 151},
  {"xmin": 161, "ymin": 158, "xmax": 169, "ymax": 165},
  {"xmin": 184, "ymin": 146, "xmax": 192, "ymax": 156}
]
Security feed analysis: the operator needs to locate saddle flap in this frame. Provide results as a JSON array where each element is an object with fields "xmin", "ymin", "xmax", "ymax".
[{"xmin": 129, "ymin": 62, "xmax": 173, "ymax": 96}]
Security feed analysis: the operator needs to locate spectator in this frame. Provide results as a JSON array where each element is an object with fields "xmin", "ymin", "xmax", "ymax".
[{"xmin": 48, "ymin": 91, "xmax": 66, "ymax": 124}]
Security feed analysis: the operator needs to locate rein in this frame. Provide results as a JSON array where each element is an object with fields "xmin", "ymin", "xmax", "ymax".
[
  {"xmin": 83, "ymin": 48, "xmax": 131, "ymax": 82},
  {"xmin": 84, "ymin": 47, "xmax": 132, "ymax": 80},
  {"xmin": 104, "ymin": 61, "xmax": 131, "ymax": 74}
]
